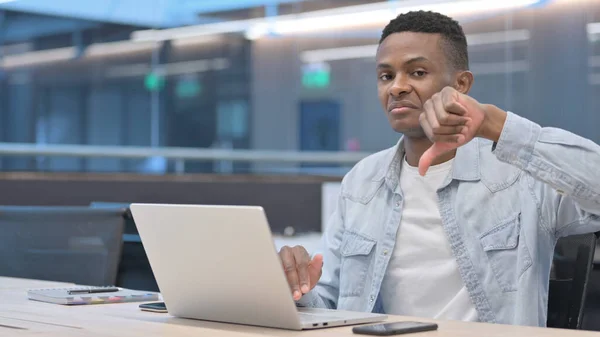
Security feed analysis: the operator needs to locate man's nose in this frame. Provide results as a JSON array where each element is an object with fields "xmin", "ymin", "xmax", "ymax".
[{"xmin": 389, "ymin": 75, "xmax": 411, "ymax": 97}]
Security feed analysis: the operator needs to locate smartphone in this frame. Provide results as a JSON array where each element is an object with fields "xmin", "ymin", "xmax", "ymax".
[
  {"xmin": 139, "ymin": 302, "xmax": 167, "ymax": 313},
  {"xmin": 352, "ymin": 321, "xmax": 438, "ymax": 336}
]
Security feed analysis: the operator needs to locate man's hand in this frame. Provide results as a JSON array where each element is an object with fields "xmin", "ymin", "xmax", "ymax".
[
  {"xmin": 279, "ymin": 246, "xmax": 323, "ymax": 301},
  {"xmin": 418, "ymin": 86, "xmax": 507, "ymax": 176}
]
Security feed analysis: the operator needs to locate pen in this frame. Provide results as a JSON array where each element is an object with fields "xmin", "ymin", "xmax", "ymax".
[{"xmin": 68, "ymin": 287, "xmax": 119, "ymax": 295}]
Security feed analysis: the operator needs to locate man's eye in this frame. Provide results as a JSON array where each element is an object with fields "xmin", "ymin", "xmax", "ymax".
[
  {"xmin": 412, "ymin": 71, "xmax": 427, "ymax": 77},
  {"xmin": 379, "ymin": 74, "xmax": 392, "ymax": 81}
]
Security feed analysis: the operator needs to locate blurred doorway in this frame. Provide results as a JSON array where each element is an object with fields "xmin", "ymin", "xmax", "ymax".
[{"xmin": 299, "ymin": 100, "xmax": 340, "ymax": 171}]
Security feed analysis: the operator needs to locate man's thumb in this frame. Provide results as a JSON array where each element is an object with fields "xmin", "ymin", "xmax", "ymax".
[
  {"xmin": 419, "ymin": 145, "xmax": 443, "ymax": 176},
  {"xmin": 308, "ymin": 254, "xmax": 324, "ymax": 287},
  {"xmin": 309, "ymin": 254, "xmax": 323, "ymax": 271}
]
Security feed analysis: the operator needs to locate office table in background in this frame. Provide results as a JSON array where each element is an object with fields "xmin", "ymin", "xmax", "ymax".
[{"xmin": 0, "ymin": 277, "xmax": 597, "ymax": 337}]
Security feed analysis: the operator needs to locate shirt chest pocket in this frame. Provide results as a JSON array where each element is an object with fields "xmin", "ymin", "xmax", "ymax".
[
  {"xmin": 479, "ymin": 213, "xmax": 533, "ymax": 293},
  {"xmin": 339, "ymin": 232, "xmax": 376, "ymax": 298}
]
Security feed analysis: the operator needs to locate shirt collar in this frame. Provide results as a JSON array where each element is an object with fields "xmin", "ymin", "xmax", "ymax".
[{"xmin": 377, "ymin": 137, "xmax": 482, "ymax": 192}]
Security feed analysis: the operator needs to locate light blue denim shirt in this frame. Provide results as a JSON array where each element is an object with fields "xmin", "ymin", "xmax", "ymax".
[{"xmin": 298, "ymin": 111, "xmax": 600, "ymax": 326}]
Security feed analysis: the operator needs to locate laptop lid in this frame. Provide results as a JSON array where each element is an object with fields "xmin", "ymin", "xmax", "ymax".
[{"xmin": 130, "ymin": 203, "xmax": 303, "ymax": 330}]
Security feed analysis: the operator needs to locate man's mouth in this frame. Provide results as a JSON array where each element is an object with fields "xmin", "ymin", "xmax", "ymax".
[{"xmin": 388, "ymin": 101, "xmax": 419, "ymax": 114}]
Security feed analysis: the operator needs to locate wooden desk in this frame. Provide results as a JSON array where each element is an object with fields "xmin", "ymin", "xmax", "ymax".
[
  {"xmin": 0, "ymin": 277, "xmax": 73, "ymax": 290},
  {"xmin": 0, "ymin": 277, "xmax": 596, "ymax": 337}
]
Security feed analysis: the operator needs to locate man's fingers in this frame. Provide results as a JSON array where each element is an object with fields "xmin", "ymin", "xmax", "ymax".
[
  {"xmin": 292, "ymin": 246, "xmax": 311, "ymax": 294},
  {"xmin": 436, "ymin": 114, "xmax": 469, "ymax": 126},
  {"xmin": 418, "ymin": 88, "xmax": 474, "ymax": 177},
  {"xmin": 431, "ymin": 125, "xmax": 465, "ymax": 135},
  {"xmin": 280, "ymin": 247, "xmax": 302, "ymax": 300},
  {"xmin": 431, "ymin": 134, "xmax": 466, "ymax": 144},
  {"xmin": 308, "ymin": 254, "xmax": 324, "ymax": 289},
  {"xmin": 445, "ymin": 100, "xmax": 468, "ymax": 116},
  {"xmin": 430, "ymin": 117, "xmax": 471, "ymax": 142},
  {"xmin": 441, "ymin": 87, "xmax": 468, "ymax": 116},
  {"xmin": 423, "ymin": 100, "xmax": 439, "ymax": 130},
  {"xmin": 432, "ymin": 94, "xmax": 469, "ymax": 126},
  {"xmin": 432, "ymin": 94, "xmax": 449, "ymax": 125},
  {"xmin": 419, "ymin": 113, "xmax": 434, "ymax": 140},
  {"xmin": 280, "ymin": 245, "xmax": 316, "ymax": 300}
]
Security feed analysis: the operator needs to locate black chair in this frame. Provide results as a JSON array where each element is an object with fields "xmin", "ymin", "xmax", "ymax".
[
  {"xmin": 547, "ymin": 232, "xmax": 598, "ymax": 329},
  {"xmin": 0, "ymin": 206, "xmax": 126, "ymax": 286},
  {"xmin": 90, "ymin": 202, "xmax": 159, "ymax": 291},
  {"xmin": 89, "ymin": 202, "xmax": 137, "ymax": 238}
]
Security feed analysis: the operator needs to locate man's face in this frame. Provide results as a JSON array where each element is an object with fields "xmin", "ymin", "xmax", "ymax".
[{"xmin": 376, "ymin": 32, "xmax": 454, "ymax": 137}]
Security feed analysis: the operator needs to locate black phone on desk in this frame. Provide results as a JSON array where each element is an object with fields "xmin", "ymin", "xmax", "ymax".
[
  {"xmin": 353, "ymin": 321, "xmax": 438, "ymax": 336},
  {"xmin": 139, "ymin": 302, "xmax": 167, "ymax": 313}
]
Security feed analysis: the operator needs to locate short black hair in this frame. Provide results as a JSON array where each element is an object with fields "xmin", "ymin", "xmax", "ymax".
[{"xmin": 379, "ymin": 11, "xmax": 469, "ymax": 70}]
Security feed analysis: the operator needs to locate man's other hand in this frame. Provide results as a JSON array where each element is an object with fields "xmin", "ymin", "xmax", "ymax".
[{"xmin": 278, "ymin": 246, "xmax": 323, "ymax": 301}]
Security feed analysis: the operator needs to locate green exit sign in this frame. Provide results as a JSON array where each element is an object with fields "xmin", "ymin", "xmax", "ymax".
[
  {"xmin": 175, "ymin": 76, "xmax": 202, "ymax": 98},
  {"xmin": 144, "ymin": 72, "xmax": 165, "ymax": 92},
  {"xmin": 302, "ymin": 62, "xmax": 331, "ymax": 89}
]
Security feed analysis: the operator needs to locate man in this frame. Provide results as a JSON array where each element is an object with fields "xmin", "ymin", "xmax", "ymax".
[{"xmin": 278, "ymin": 10, "xmax": 600, "ymax": 326}]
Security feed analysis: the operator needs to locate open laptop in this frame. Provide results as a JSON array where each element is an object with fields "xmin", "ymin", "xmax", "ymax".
[{"xmin": 130, "ymin": 203, "xmax": 386, "ymax": 330}]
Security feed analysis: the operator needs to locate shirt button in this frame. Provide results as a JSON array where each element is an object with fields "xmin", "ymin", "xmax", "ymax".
[
  {"xmin": 395, "ymin": 201, "xmax": 401, "ymax": 208},
  {"xmin": 383, "ymin": 249, "xmax": 389, "ymax": 256},
  {"xmin": 369, "ymin": 295, "xmax": 375, "ymax": 302}
]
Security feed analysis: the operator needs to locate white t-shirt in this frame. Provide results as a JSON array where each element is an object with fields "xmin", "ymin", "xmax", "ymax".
[{"xmin": 379, "ymin": 157, "xmax": 478, "ymax": 322}]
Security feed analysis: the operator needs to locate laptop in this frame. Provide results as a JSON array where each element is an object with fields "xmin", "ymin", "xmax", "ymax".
[{"xmin": 130, "ymin": 203, "xmax": 386, "ymax": 330}]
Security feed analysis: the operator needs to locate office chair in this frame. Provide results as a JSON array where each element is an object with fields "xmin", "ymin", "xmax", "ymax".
[
  {"xmin": 90, "ymin": 201, "xmax": 159, "ymax": 291},
  {"xmin": 547, "ymin": 232, "xmax": 598, "ymax": 329},
  {"xmin": 89, "ymin": 202, "xmax": 136, "ymax": 237},
  {"xmin": 0, "ymin": 206, "xmax": 126, "ymax": 286}
]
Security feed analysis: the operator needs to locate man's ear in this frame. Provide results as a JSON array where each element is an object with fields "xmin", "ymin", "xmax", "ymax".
[{"xmin": 454, "ymin": 71, "xmax": 474, "ymax": 95}]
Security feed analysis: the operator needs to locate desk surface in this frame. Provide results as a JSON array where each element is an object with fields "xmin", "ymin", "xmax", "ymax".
[{"xmin": 0, "ymin": 277, "xmax": 597, "ymax": 337}]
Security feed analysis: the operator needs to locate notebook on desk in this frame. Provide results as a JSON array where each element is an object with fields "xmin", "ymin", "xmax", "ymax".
[{"xmin": 27, "ymin": 286, "xmax": 159, "ymax": 305}]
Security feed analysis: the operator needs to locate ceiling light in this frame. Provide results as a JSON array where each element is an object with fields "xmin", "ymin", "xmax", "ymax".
[
  {"xmin": 105, "ymin": 58, "xmax": 229, "ymax": 78},
  {"xmin": 587, "ymin": 22, "xmax": 600, "ymax": 41},
  {"xmin": 132, "ymin": 19, "xmax": 263, "ymax": 42},
  {"xmin": 171, "ymin": 35, "xmax": 223, "ymax": 48},
  {"xmin": 84, "ymin": 41, "xmax": 160, "ymax": 58},
  {"xmin": 300, "ymin": 29, "xmax": 531, "ymax": 63},
  {"xmin": 260, "ymin": 0, "xmax": 539, "ymax": 38},
  {"xmin": 0, "ymin": 47, "xmax": 76, "ymax": 69},
  {"xmin": 470, "ymin": 60, "xmax": 529, "ymax": 75},
  {"xmin": 467, "ymin": 29, "xmax": 530, "ymax": 46},
  {"xmin": 244, "ymin": 24, "xmax": 270, "ymax": 41},
  {"xmin": 131, "ymin": 0, "xmax": 542, "ymax": 42},
  {"xmin": 301, "ymin": 45, "xmax": 378, "ymax": 63}
]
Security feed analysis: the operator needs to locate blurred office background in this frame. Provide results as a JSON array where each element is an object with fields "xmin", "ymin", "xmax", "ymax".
[
  {"xmin": 1, "ymin": 0, "xmax": 600, "ymax": 331},
  {"xmin": 0, "ymin": 0, "xmax": 598, "ymax": 175}
]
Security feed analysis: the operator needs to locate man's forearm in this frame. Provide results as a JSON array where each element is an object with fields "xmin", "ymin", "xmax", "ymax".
[{"xmin": 492, "ymin": 111, "xmax": 600, "ymax": 215}]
